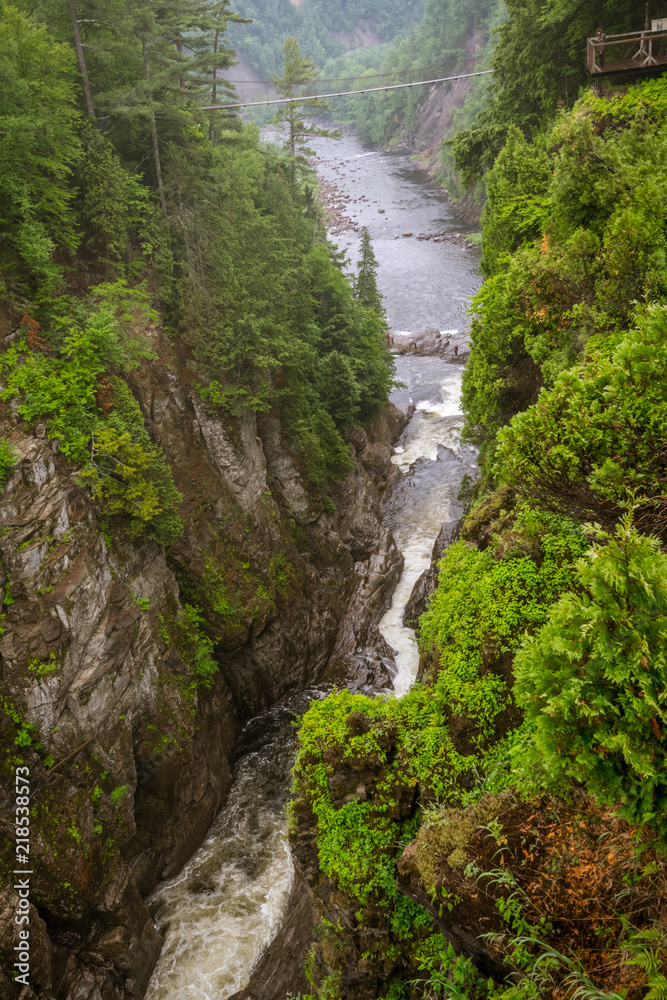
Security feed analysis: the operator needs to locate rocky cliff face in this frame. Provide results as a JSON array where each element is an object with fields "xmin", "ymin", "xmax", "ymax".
[
  {"xmin": 0, "ymin": 328, "xmax": 406, "ymax": 1000},
  {"xmin": 393, "ymin": 30, "xmax": 485, "ymax": 175}
]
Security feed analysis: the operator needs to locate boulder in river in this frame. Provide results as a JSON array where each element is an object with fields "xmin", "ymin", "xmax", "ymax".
[{"xmin": 393, "ymin": 326, "xmax": 469, "ymax": 360}]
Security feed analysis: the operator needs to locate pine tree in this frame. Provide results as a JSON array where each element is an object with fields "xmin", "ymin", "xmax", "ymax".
[
  {"xmin": 100, "ymin": 0, "xmax": 213, "ymax": 216},
  {"xmin": 198, "ymin": 0, "xmax": 249, "ymax": 143},
  {"xmin": 271, "ymin": 37, "xmax": 341, "ymax": 185},
  {"xmin": 354, "ymin": 227, "xmax": 386, "ymax": 325}
]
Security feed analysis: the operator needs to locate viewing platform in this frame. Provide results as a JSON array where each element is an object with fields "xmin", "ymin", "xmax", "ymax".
[{"xmin": 588, "ymin": 26, "xmax": 667, "ymax": 78}]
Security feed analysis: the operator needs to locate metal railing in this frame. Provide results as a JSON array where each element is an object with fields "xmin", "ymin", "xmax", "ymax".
[{"xmin": 587, "ymin": 28, "xmax": 667, "ymax": 75}]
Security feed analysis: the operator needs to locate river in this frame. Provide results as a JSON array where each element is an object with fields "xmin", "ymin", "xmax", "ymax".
[{"xmin": 143, "ymin": 129, "xmax": 481, "ymax": 1000}]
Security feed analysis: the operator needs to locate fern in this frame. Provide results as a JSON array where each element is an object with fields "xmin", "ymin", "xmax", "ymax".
[{"xmin": 625, "ymin": 926, "xmax": 667, "ymax": 1000}]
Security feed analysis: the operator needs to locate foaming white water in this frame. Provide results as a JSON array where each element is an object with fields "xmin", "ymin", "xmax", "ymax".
[
  {"xmin": 391, "ymin": 374, "xmax": 463, "ymax": 469},
  {"xmin": 144, "ymin": 715, "xmax": 295, "ymax": 1000},
  {"xmin": 381, "ymin": 360, "xmax": 471, "ymax": 697},
  {"xmin": 380, "ymin": 484, "xmax": 453, "ymax": 696}
]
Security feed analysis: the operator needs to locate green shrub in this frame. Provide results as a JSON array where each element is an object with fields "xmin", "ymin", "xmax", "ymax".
[
  {"xmin": 462, "ymin": 75, "xmax": 667, "ymax": 462},
  {"xmin": 419, "ymin": 509, "xmax": 587, "ymax": 743},
  {"xmin": 172, "ymin": 603, "xmax": 218, "ymax": 690},
  {"xmin": 497, "ymin": 304, "xmax": 667, "ymax": 539},
  {"xmin": 513, "ymin": 515, "xmax": 667, "ymax": 838},
  {"xmin": 292, "ymin": 686, "xmax": 477, "ymax": 906},
  {"xmin": 0, "ymin": 288, "xmax": 182, "ymax": 543},
  {"xmin": 0, "ymin": 437, "xmax": 18, "ymax": 486}
]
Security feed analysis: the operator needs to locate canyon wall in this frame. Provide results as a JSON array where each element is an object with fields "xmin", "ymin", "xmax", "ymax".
[{"xmin": 0, "ymin": 325, "xmax": 406, "ymax": 1000}]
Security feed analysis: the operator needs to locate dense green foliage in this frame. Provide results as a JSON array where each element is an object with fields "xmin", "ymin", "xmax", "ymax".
[
  {"xmin": 420, "ymin": 509, "xmax": 587, "ymax": 741},
  {"xmin": 497, "ymin": 304, "xmax": 667, "ymax": 535},
  {"xmin": 463, "ymin": 77, "xmax": 667, "ymax": 465},
  {"xmin": 0, "ymin": 286, "xmax": 183, "ymax": 541},
  {"xmin": 0, "ymin": 6, "xmax": 81, "ymax": 295},
  {"xmin": 293, "ymin": 686, "xmax": 453, "ymax": 904},
  {"xmin": 451, "ymin": 0, "xmax": 644, "ymax": 189},
  {"xmin": 513, "ymin": 516, "xmax": 667, "ymax": 837},
  {"xmin": 226, "ymin": 0, "xmax": 424, "ymax": 82},
  {"xmin": 0, "ymin": 2, "xmax": 394, "ymax": 523},
  {"xmin": 0, "ymin": 438, "xmax": 18, "ymax": 486}
]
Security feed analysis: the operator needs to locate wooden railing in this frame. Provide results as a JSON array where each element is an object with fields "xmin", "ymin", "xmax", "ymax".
[{"xmin": 587, "ymin": 28, "xmax": 667, "ymax": 75}]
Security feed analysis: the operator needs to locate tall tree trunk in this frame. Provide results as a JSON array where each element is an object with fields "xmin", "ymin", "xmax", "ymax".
[
  {"xmin": 143, "ymin": 39, "xmax": 168, "ymax": 218},
  {"xmin": 209, "ymin": 28, "xmax": 220, "ymax": 143},
  {"xmin": 150, "ymin": 112, "xmax": 168, "ymax": 217},
  {"xmin": 289, "ymin": 109, "xmax": 296, "ymax": 185},
  {"xmin": 176, "ymin": 38, "xmax": 185, "ymax": 88},
  {"xmin": 69, "ymin": 0, "xmax": 96, "ymax": 121}
]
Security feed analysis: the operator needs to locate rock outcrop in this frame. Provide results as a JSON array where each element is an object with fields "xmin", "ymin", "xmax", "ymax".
[
  {"xmin": 0, "ymin": 329, "xmax": 407, "ymax": 1000},
  {"xmin": 392, "ymin": 327, "xmax": 469, "ymax": 359}
]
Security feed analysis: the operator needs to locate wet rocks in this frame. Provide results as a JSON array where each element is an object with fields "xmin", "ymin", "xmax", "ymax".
[
  {"xmin": 0, "ymin": 327, "xmax": 409, "ymax": 1000},
  {"xmin": 227, "ymin": 877, "xmax": 317, "ymax": 1000},
  {"xmin": 405, "ymin": 230, "xmax": 476, "ymax": 247},
  {"xmin": 318, "ymin": 177, "xmax": 362, "ymax": 236},
  {"xmin": 321, "ymin": 530, "xmax": 403, "ymax": 691},
  {"xmin": 392, "ymin": 326, "xmax": 469, "ymax": 360}
]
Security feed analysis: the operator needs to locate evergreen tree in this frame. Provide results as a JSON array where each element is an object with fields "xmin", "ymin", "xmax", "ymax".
[
  {"xmin": 354, "ymin": 227, "xmax": 386, "ymax": 325},
  {"xmin": 513, "ymin": 515, "xmax": 667, "ymax": 837},
  {"xmin": 0, "ymin": 7, "xmax": 81, "ymax": 295},
  {"xmin": 199, "ymin": 0, "xmax": 248, "ymax": 143},
  {"xmin": 271, "ymin": 36, "xmax": 341, "ymax": 185}
]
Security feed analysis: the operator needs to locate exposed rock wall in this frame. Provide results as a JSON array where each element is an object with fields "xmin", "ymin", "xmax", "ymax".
[
  {"xmin": 392, "ymin": 28, "xmax": 487, "ymax": 222},
  {"xmin": 398, "ymin": 30, "xmax": 485, "ymax": 172},
  {"xmin": 0, "ymin": 330, "xmax": 407, "ymax": 1000}
]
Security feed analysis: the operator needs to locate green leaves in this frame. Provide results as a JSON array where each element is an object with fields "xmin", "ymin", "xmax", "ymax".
[
  {"xmin": 513, "ymin": 516, "xmax": 667, "ymax": 836},
  {"xmin": 463, "ymin": 75, "xmax": 667, "ymax": 464},
  {"xmin": 0, "ymin": 288, "xmax": 182, "ymax": 542},
  {"xmin": 419, "ymin": 510, "xmax": 587, "ymax": 742},
  {"xmin": 0, "ymin": 5, "xmax": 81, "ymax": 294},
  {"xmin": 497, "ymin": 303, "xmax": 667, "ymax": 535},
  {"xmin": 0, "ymin": 437, "xmax": 18, "ymax": 487}
]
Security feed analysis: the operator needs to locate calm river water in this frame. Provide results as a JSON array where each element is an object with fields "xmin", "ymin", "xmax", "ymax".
[{"xmin": 144, "ymin": 129, "xmax": 481, "ymax": 1000}]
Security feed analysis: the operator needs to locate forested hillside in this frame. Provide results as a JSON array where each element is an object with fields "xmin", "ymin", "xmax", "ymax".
[
  {"xmin": 288, "ymin": 7, "xmax": 667, "ymax": 1000},
  {"xmin": 318, "ymin": 0, "xmax": 500, "ymax": 146},
  {"xmin": 0, "ymin": 1, "xmax": 394, "ymax": 502},
  {"xmin": 0, "ymin": 3, "xmax": 397, "ymax": 997},
  {"xmin": 226, "ymin": 0, "xmax": 424, "ymax": 82}
]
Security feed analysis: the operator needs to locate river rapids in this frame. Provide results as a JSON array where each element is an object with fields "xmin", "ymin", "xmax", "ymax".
[{"xmin": 144, "ymin": 128, "xmax": 481, "ymax": 1000}]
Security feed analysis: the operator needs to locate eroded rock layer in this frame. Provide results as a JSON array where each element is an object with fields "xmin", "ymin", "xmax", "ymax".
[{"xmin": 0, "ymin": 329, "xmax": 407, "ymax": 1000}]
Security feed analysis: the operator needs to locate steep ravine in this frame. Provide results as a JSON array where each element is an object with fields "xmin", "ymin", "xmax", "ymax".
[{"xmin": 0, "ymin": 324, "xmax": 407, "ymax": 1000}]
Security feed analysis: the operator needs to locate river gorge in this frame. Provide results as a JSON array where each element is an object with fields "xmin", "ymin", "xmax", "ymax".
[{"xmin": 143, "ymin": 129, "xmax": 481, "ymax": 1000}]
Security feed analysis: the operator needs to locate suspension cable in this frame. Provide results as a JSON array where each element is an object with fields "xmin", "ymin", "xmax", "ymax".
[{"xmin": 203, "ymin": 69, "xmax": 494, "ymax": 110}]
